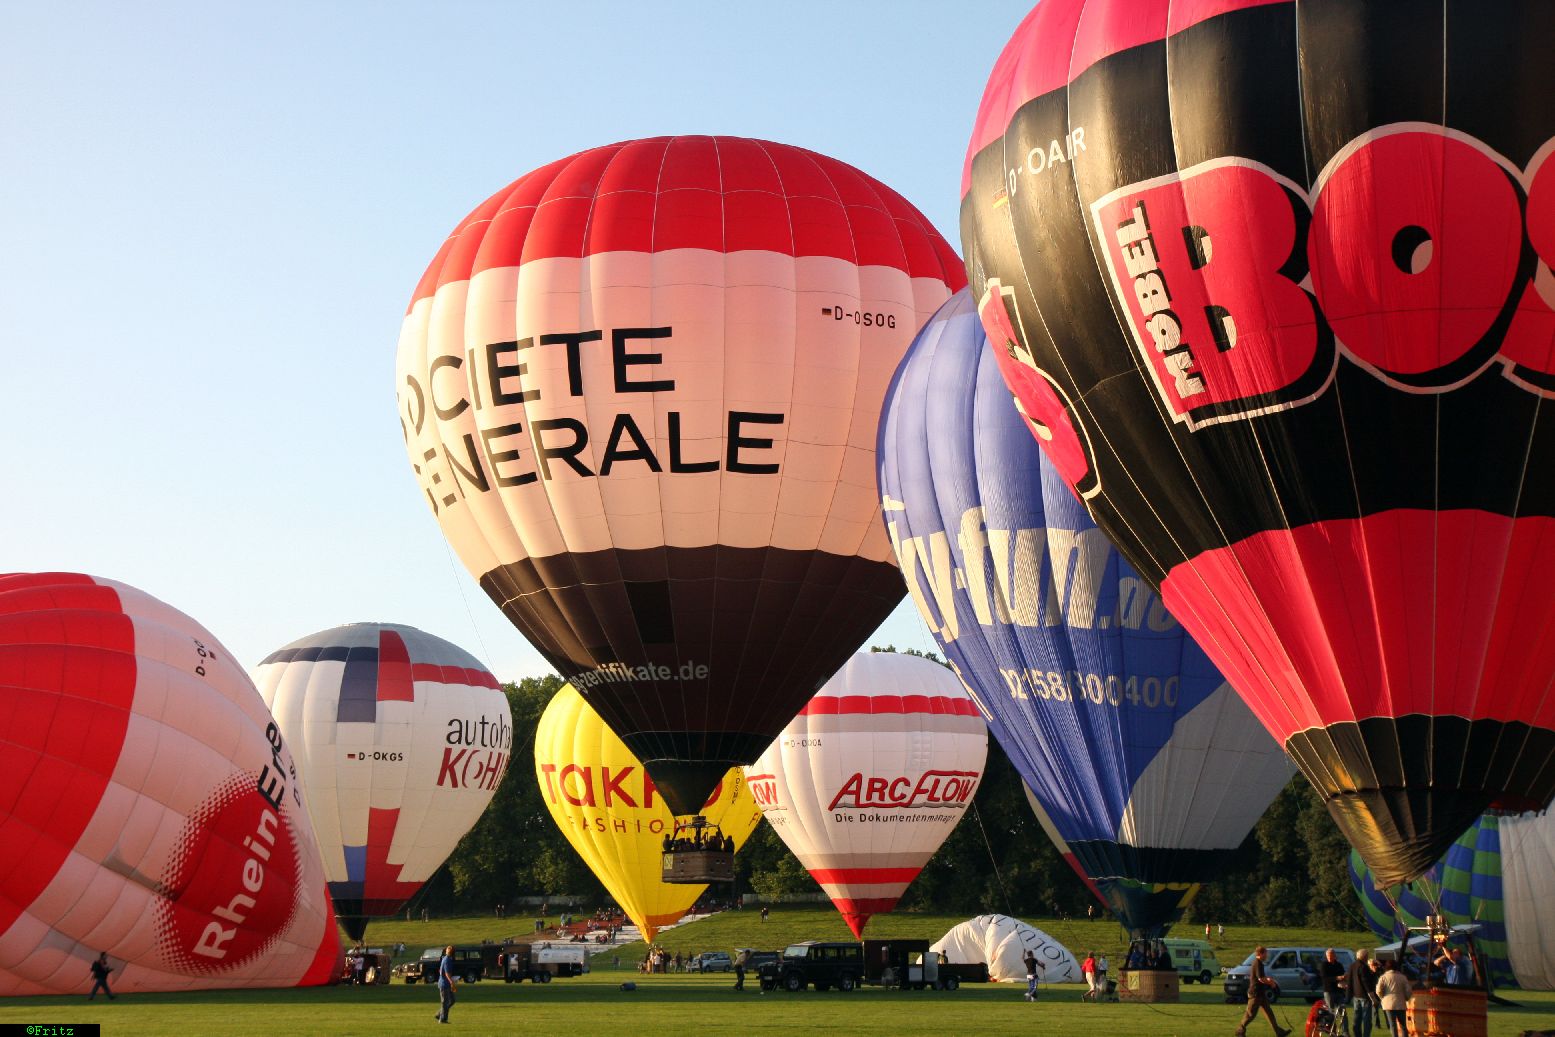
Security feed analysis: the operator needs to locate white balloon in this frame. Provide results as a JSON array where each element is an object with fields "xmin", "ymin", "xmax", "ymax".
[
  {"xmin": 253, "ymin": 623, "xmax": 511, "ymax": 938},
  {"xmin": 1501, "ymin": 809, "xmax": 1555, "ymax": 989},
  {"xmin": 745, "ymin": 652, "xmax": 987, "ymax": 937},
  {"xmin": 931, "ymin": 913, "xmax": 1080, "ymax": 983}
]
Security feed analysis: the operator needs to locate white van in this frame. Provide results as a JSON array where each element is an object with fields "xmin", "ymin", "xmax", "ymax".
[{"xmin": 1161, "ymin": 938, "xmax": 1220, "ymax": 985}]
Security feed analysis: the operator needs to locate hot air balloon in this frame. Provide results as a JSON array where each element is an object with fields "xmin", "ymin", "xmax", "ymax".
[
  {"xmin": 533, "ymin": 684, "xmax": 761, "ymax": 943},
  {"xmin": 961, "ymin": 1, "xmax": 1555, "ymax": 885},
  {"xmin": 0, "ymin": 573, "xmax": 341, "ymax": 995},
  {"xmin": 252, "ymin": 623, "xmax": 510, "ymax": 942},
  {"xmin": 876, "ymin": 289, "xmax": 1293, "ymax": 938},
  {"xmin": 1350, "ymin": 810, "xmax": 1555, "ymax": 990},
  {"xmin": 931, "ymin": 914, "xmax": 1080, "ymax": 983},
  {"xmin": 744, "ymin": 652, "xmax": 987, "ymax": 938},
  {"xmin": 396, "ymin": 135, "xmax": 965, "ymax": 818}
]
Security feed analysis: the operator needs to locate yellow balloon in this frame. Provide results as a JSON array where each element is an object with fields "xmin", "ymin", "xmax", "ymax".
[{"xmin": 535, "ymin": 685, "xmax": 762, "ymax": 942}]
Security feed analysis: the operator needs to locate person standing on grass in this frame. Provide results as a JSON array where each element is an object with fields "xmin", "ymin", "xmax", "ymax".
[
  {"xmin": 1374, "ymin": 959, "xmax": 1411, "ymax": 1037},
  {"xmin": 435, "ymin": 945, "xmax": 457, "ymax": 1024},
  {"xmin": 1347, "ymin": 949, "xmax": 1376, "ymax": 1037},
  {"xmin": 1095, "ymin": 952, "xmax": 1109, "ymax": 998},
  {"xmin": 1236, "ymin": 946, "xmax": 1292, "ymax": 1037},
  {"xmin": 1321, "ymin": 948, "xmax": 1349, "ymax": 1032},
  {"xmin": 87, "ymin": 952, "xmax": 114, "ymax": 1001}
]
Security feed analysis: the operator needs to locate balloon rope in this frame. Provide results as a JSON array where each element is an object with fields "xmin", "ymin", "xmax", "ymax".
[
  {"xmin": 441, "ymin": 536, "xmax": 495, "ymax": 672},
  {"xmin": 970, "ymin": 800, "xmax": 1014, "ymax": 917}
]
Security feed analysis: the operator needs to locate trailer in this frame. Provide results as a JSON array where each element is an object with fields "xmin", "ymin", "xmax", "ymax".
[
  {"xmin": 863, "ymin": 939, "xmax": 984, "ymax": 990},
  {"xmin": 486, "ymin": 941, "xmax": 589, "ymax": 983},
  {"xmin": 759, "ymin": 939, "xmax": 979, "ymax": 993}
]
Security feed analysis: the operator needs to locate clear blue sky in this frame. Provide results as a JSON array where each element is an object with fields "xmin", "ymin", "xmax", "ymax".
[{"xmin": 2, "ymin": 1, "xmax": 1031, "ymax": 681}]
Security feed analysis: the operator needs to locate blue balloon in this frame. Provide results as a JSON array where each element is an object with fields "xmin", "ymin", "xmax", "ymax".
[{"xmin": 877, "ymin": 288, "xmax": 1293, "ymax": 938}]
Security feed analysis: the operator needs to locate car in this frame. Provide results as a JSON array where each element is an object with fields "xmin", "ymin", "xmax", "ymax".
[
  {"xmin": 689, "ymin": 951, "xmax": 732, "ymax": 973},
  {"xmin": 1161, "ymin": 938, "xmax": 1221, "ymax": 985},
  {"xmin": 735, "ymin": 949, "xmax": 780, "ymax": 974},
  {"xmin": 760, "ymin": 941, "xmax": 865, "ymax": 993},
  {"xmin": 392, "ymin": 945, "xmax": 488, "ymax": 984},
  {"xmin": 1223, "ymin": 947, "xmax": 1354, "ymax": 1004}
]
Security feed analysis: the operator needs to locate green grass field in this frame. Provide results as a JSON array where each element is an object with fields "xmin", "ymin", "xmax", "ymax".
[{"xmin": 3, "ymin": 907, "xmax": 1552, "ymax": 1036}]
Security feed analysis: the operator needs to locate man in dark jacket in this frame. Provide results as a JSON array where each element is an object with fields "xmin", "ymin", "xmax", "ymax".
[
  {"xmin": 1321, "ymin": 948, "xmax": 1349, "ymax": 1033},
  {"xmin": 87, "ymin": 953, "xmax": 115, "ymax": 1001},
  {"xmin": 1236, "ymin": 947, "xmax": 1292, "ymax": 1037},
  {"xmin": 1347, "ymin": 949, "xmax": 1377, "ymax": 1037}
]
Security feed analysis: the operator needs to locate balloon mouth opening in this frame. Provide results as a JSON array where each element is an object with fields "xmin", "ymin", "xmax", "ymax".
[{"xmin": 635, "ymin": 757, "xmax": 746, "ymax": 818}]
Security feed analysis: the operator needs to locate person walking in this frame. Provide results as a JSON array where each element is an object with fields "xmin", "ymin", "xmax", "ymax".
[
  {"xmin": 1081, "ymin": 952, "xmax": 1096, "ymax": 1000},
  {"xmin": 1236, "ymin": 946, "xmax": 1292, "ymax": 1037},
  {"xmin": 87, "ymin": 953, "xmax": 115, "ymax": 1001},
  {"xmin": 435, "ymin": 945, "xmax": 457, "ymax": 1024},
  {"xmin": 1347, "ymin": 949, "xmax": 1376, "ymax": 1037},
  {"xmin": 1023, "ymin": 948, "xmax": 1045, "ymax": 1001},
  {"xmin": 1375, "ymin": 959, "xmax": 1411, "ymax": 1037}
]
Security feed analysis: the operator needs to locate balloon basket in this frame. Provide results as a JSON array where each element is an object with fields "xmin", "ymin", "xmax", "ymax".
[
  {"xmin": 661, "ymin": 849, "xmax": 734, "ymax": 884},
  {"xmin": 1117, "ymin": 969, "xmax": 1177, "ymax": 1003},
  {"xmin": 1407, "ymin": 986, "xmax": 1487, "ymax": 1037},
  {"xmin": 661, "ymin": 815, "xmax": 735, "ymax": 883}
]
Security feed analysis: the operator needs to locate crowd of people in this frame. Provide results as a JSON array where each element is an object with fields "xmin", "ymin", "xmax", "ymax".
[{"xmin": 661, "ymin": 829, "xmax": 735, "ymax": 853}]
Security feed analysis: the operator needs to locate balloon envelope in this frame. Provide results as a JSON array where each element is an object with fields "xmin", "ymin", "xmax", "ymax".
[
  {"xmin": 253, "ymin": 623, "xmax": 511, "ymax": 941},
  {"xmin": 1350, "ymin": 810, "xmax": 1555, "ymax": 990},
  {"xmin": 533, "ymin": 684, "xmax": 761, "ymax": 943},
  {"xmin": 745, "ymin": 652, "xmax": 987, "ymax": 938},
  {"xmin": 0, "ymin": 573, "xmax": 340, "ymax": 994},
  {"xmin": 931, "ymin": 913, "xmax": 1079, "ymax": 984},
  {"xmin": 876, "ymin": 288, "xmax": 1292, "ymax": 938},
  {"xmin": 961, "ymin": 0, "xmax": 1555, "ymax": 884},
  {"xmin": 396, "ymin": 135, "xmax": 965, "ymax": 815}
]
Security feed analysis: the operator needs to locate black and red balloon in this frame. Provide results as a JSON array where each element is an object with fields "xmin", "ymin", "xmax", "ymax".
[{"xmin": 963, "ymin": 0, "xmax": 1555, "ymax": 884}]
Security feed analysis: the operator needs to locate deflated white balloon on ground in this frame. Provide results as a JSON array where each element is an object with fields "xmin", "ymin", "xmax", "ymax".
[{"xmin": 931, "ymin": 914, "xmax": 1079, "ymax": 983}]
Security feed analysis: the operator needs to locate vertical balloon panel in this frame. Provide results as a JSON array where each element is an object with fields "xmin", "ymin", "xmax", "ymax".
[
  {"xmin": 396, "ymin": 136, "xmax": 965, "ymax": 816},
  {"xmin": 0, "ymin": 573, "xmax": 340, "ymax": 995}
]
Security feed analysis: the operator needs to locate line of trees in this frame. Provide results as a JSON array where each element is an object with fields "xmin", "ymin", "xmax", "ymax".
[{"xmin": 420, "ymin": 670, "xmax": 1369, "ymax": 932}]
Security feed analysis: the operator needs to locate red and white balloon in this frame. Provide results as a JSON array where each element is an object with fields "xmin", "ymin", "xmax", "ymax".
[
  {"xmin": 745, "ymin": 652, "xmax": 987, "ymax": 937},
  {"xmin": 0, "ymin": 573, "xmax": 341, "ymax": 995}
]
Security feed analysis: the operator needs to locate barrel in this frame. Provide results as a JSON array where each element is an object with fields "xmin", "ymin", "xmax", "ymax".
[
  {"xmin": 1406, "ymin": 986, "xmax": 1488, "ymax": 1037},
  {"xmin": 1117, "ymin": 968, "xmax": 1179, "ymax": 1003}
]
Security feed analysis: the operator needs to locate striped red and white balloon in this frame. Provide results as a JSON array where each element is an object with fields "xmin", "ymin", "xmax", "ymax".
[
  {"xmin": 0, "ymin": 573, "xmax": 341, "ymax": 995},
  {"xmin": 252, "ymin": 623, "xmax": 510, "ymax": 942},
  {"xmin": 395, "ymin": 136, "xmax": 965, "ymax": 817},
  {"xmin": 745, "ymin": 652, "xmax": 987, "ymax": 937}
]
